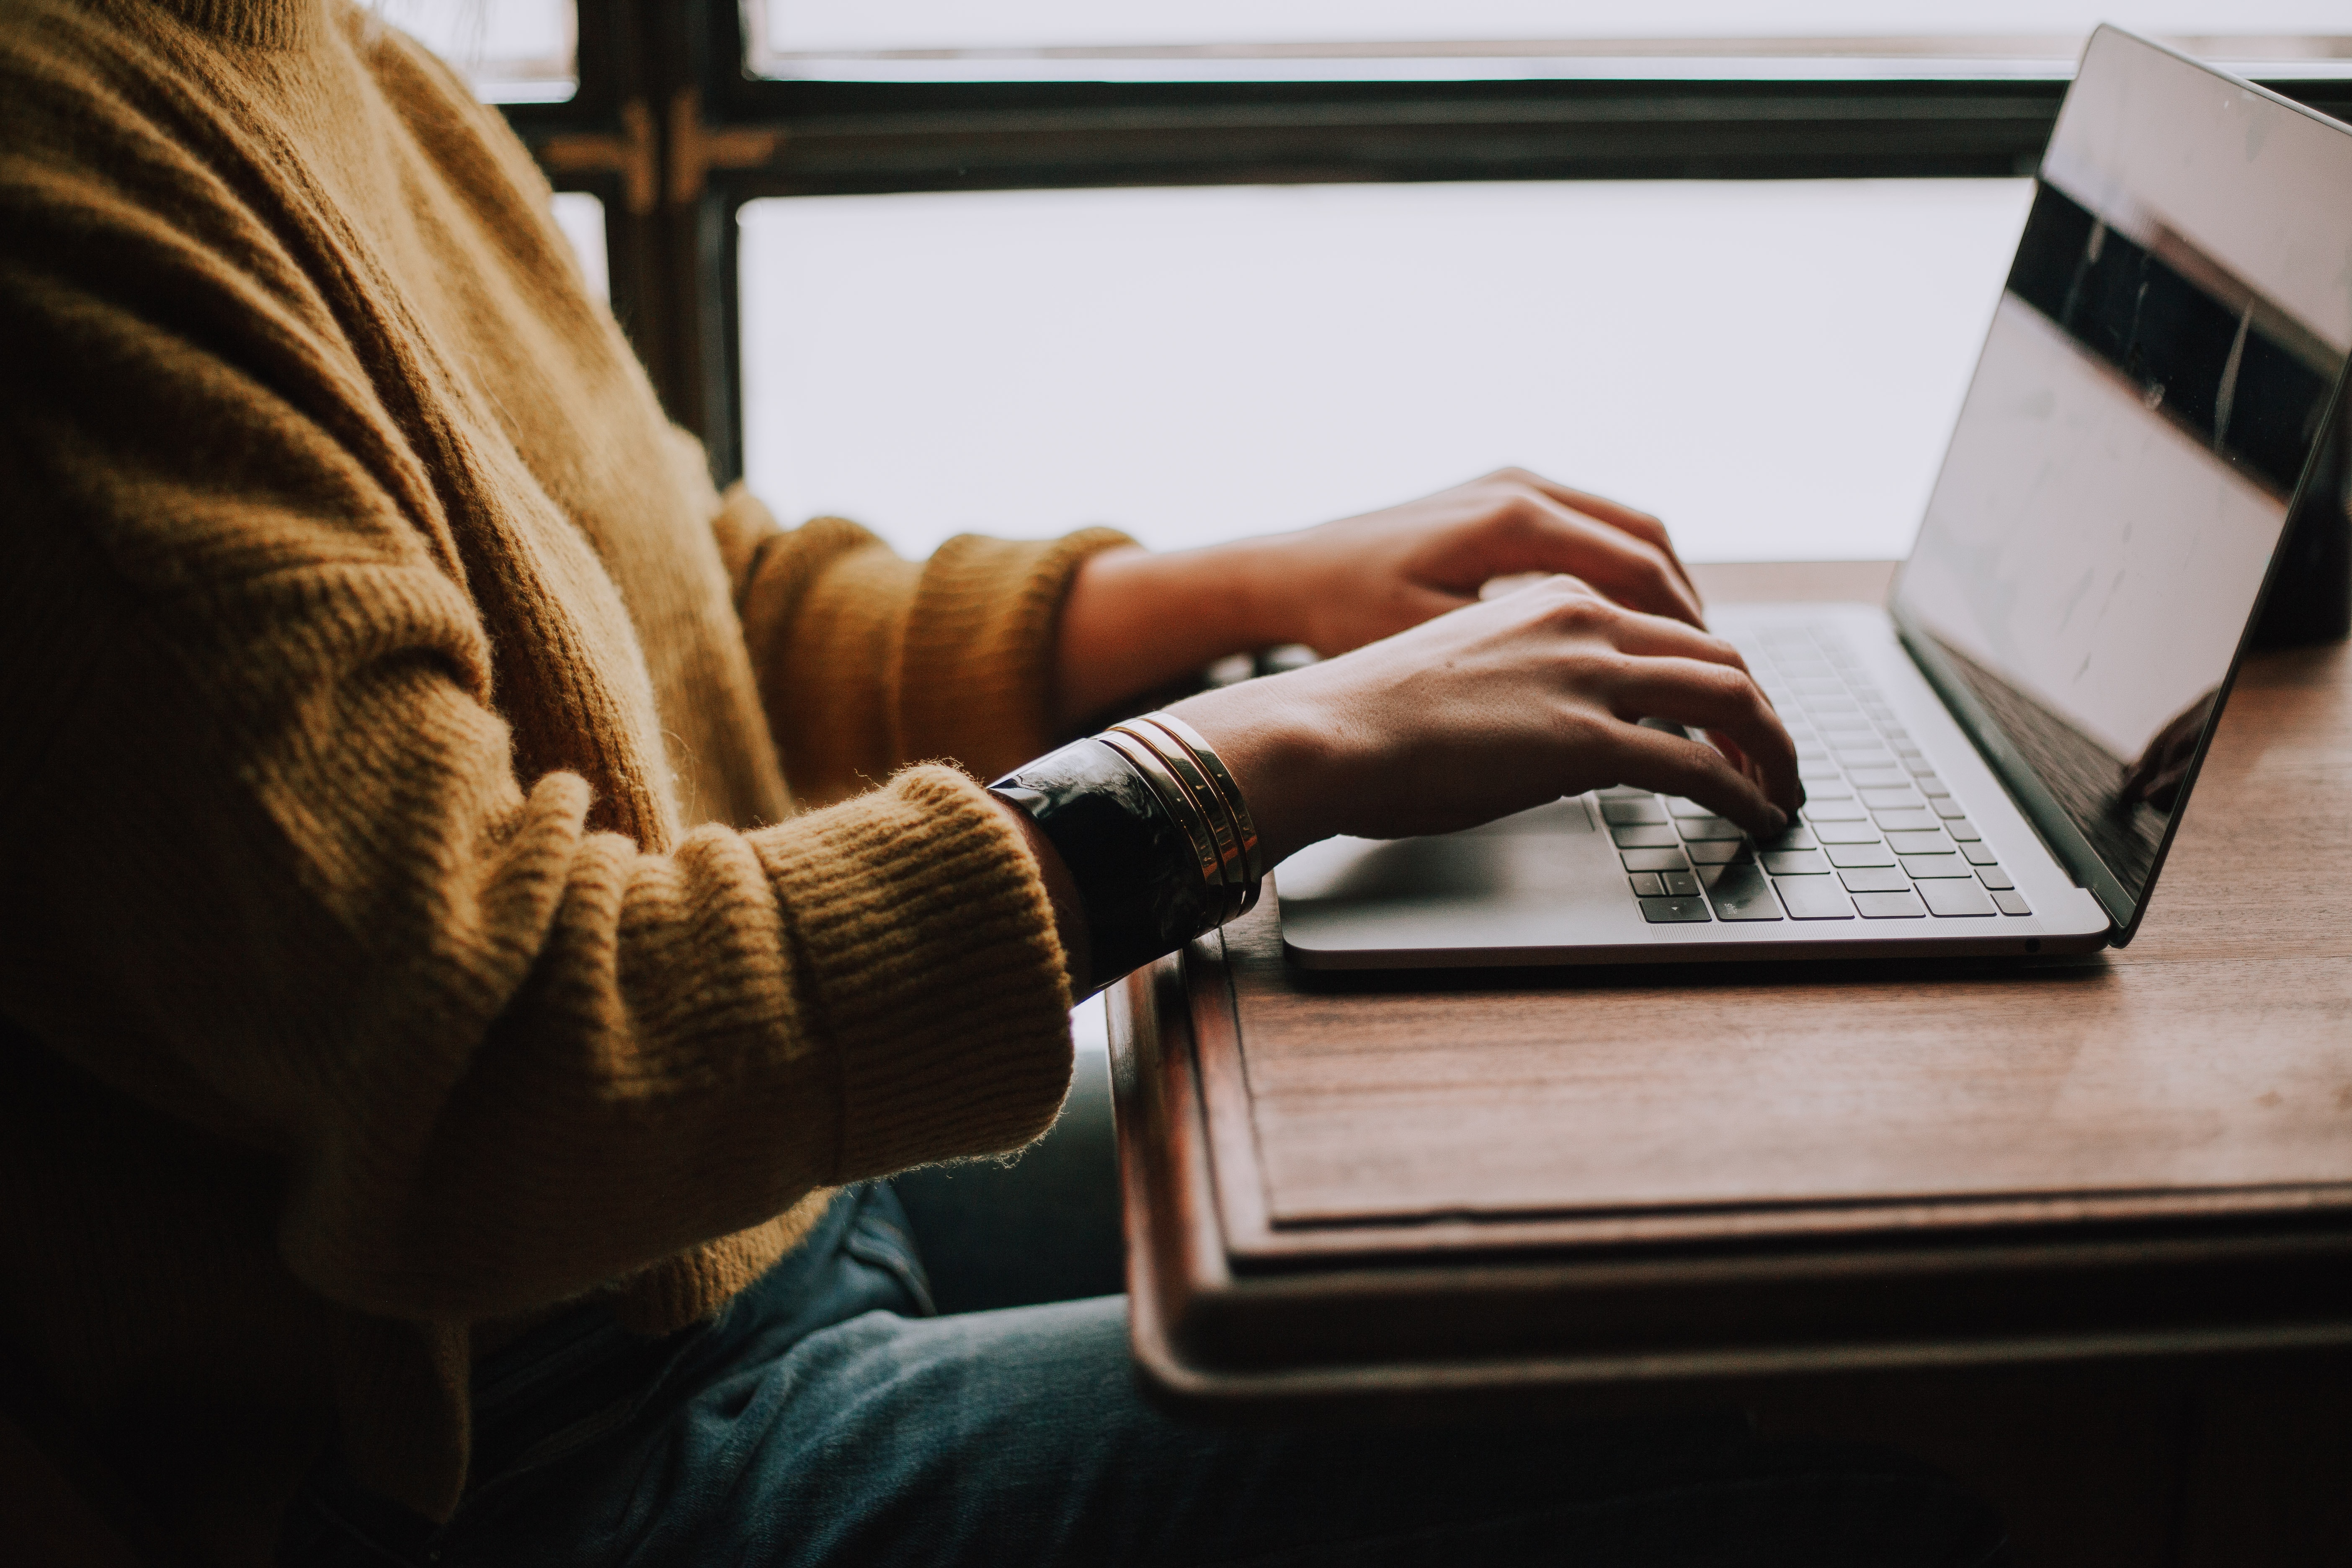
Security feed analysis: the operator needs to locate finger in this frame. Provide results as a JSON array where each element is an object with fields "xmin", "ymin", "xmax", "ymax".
[
  {"xmin": 1498, "ymin": 493, "xmax": 1705, "ymax": 629},
  {"xmin": 1596, "ymin": 657, "xmax": 1801, "ymax": 817},
  {"xmin": 1600, "ymin": 722, "xmax": 1787, "ymax": 838},
  {"xmin": 1492, "ymin": 468, "xmax": 1699, "ymax": 601},
  {"xmin": 1591, "ymin": 605, "xmax": 1756, "ymax": 682}
]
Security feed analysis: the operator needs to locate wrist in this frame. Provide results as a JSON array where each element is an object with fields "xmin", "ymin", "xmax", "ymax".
[{"xmin": 1164, "ymin": 676, "xmax": 1341, "ymax": 870}]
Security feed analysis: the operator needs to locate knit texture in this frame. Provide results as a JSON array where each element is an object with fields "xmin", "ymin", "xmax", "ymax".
[{"xmin": 0, "ymin": 1, "xmax": 1130, "ymax": 1558}]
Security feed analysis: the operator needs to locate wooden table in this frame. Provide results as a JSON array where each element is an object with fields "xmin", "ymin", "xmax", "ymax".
[{"xmin": 1107, "ymin": 561, "xmax": 2352, "ymax": 1562}]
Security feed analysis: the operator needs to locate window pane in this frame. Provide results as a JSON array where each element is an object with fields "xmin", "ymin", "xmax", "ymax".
[
  {"xmin": 751, "ymin": 1, "xmax": 2352, "ymax": 81},
  {"xmin": 549, "ymin": 192, "xmax": 607, "ymax": 302},
  {"xmin": 380, "ymin": 0, "xmax": 576, "ymax": 103},
  {"xmin": 739, "ymin": 180, "xmax": 2033, "ymax": 564}
]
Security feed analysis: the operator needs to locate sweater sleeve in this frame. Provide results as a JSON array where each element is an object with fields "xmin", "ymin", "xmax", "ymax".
[
  {"xmin": 0, "ymin": 45, "xmax": 1073, "ymax": 1323},
  {"xmin": 712, "ymin": 486, "xmax": 1136, "ymax": 806}
]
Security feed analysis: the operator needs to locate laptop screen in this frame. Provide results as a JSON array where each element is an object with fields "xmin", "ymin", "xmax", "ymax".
[{"xmin": 1889, "ymin": 26, "xmax": 2352, "ymax": 935}]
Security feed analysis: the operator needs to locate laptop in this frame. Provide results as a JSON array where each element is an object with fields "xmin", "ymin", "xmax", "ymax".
[{"xmin": 1277, "ymin": 26, "xmax": 2352, "ymax": 970}]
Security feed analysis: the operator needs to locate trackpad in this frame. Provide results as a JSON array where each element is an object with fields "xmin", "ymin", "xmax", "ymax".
[{"xmin": 1275, "ymin": 797, "xmax": 1609, "ymax": 904}]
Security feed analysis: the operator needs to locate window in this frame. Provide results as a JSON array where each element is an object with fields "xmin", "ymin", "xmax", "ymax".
[
  {"xmin": 378, "ymin": 0, "xmax": 576, "ymax": 103},
  {"xmin": 738, "ymin": 179, "xmax": 2031, "ymax": 562},
  {"xmin": 438, "ymin": 4, "xmax": 2352, "ymax": 563},
  {"xmin": 748, "ymin": 3, "xmax": 2352, "ymax": 83},
  {"xmin": 549, "ymin": 192, "xmax": 608, "ymax": 300}
]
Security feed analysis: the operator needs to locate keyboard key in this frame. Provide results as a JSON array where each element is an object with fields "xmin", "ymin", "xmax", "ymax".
[
  {"xmin": 1944, "ymin": 817, "xmax": 1982, "ymax": 841},
  {"xmin": 1612, "ymin": 825, "xmax": 1681, "ymax": 848},
  {"xmin": 1932, "ymin": 798, "xmax": 1969, "ymax": 819},
  {"xmin": 1875, "ymin": 810, "xmax": 1944, "ymax": 833},
  {"xmin": 1663, "ymin": 797, "xmax": 1718, "ymax": 818},
  {"xmin": 1885, "ymin": 829, "xmax": 1951, "ymax": 854},
  {"xmin": 1992, "ymin": 890, "xmax": 2034, "ymax": 916},
  {"xmin": 1799, "ymin": 780, "xmax": 1854, "ymax": 799},
  {"xmin": 1799, "ymin": 762, "xmax": 1846, "ymax": 781},
  {"xmin": 1904, "ymin": 757, "xmax": 1939, "ymax": 776},
  {"xmin": 1757, "ymin": 825, "xmax": 1819, "ymax": 852},
  {"xmin": 1639, "ymin": 895, "xmax": 1713, "ymax": 923},
  {"xmin": 1661, "ymin": 870, "xmax": 1702, "ymax": 897},
  {"xmin": 1686, "ymin": 840, "xmax": 1755, "ymax": 865},
  {"xmin": 1914, "ymin": 773, "xmax": 1949, "ymax": 795},
  {"xmin": 1811, "ymin": 821, "xmax": 1885, "ymax": 843},
  {"xmin": 1599, "ymin": 785, "xmax": 1652, "ymax": 797},
  {"xmin": 1920, "ymin": 879, "xmax": 1996, "ymax": 916},
  {"xmin": 1826, "ymin": 843, "xmax": 1898, "ymax": 867},
  {"xmin": 1976, "ymin": 865, "xmax": 2014, "ymax": 890},
  {"xmin": 1774, "ymin": 876, "xmax": 1857, "ymax": 919},
  {"xmin": 1621, "ymin": 848, "xmax": 1689, "ymax": 872},
  {"xmin": 1960, "ymin": 842, "xmax": 2000, "ymax": 865},
  {"xmin": 1705, "ymin": 862, "xmax": 1784, "ymax": 921},
  {"xmin": 1879, "ymin": 726, "xmax": 1912, "ymax": 743},
  {"xmin": 1854, "ymin": 890, "xmax": 1929, "ymax": 918},
  {"xmin": 1802, "ymin": 801, "xmax": 1870, "ymax": 821},
  {"xmin": 1677, "ymin": 816, "xmax": 1746, "ymax": 841},
  {"xmin": 1835, "ymin": 750, "xmax": 1896, "ymax": 769},
  {"xmin": 1860, "ymin": 788, "xmax": 1923, "ymax": 809},
  {"xmin": 1628, "ymin": 872, "xmax": 1666, "ymax": 896},
  {"xmin": 1849, "ymin": 768, "xmax": 1911, "ymax": 789},
  {"xmin": 1839, "ymin": 866, "xmax": 1912, "ymax": 893},
  {"xmin": 1602, "ymin": 798, "xmax": 1668, "ymax": 825},
  {"xmin": 1762, "ymin": 849, "xmax": 1829, "ymax": 875},
  {"xmin": 1899, "ymin": 854, "xmax": 1973, "ymax": 878}
]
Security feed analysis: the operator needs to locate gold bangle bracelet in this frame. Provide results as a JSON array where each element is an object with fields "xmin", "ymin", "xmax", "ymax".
[
  {"xmin": 1122, "ymin": 714, "xmax": 1261, "ymax": 921},
  {"xmin": 1120, "ymin": 723, "xmax": 1250, "ymax": 926},
  {"xmin": 1108, "ymin": 720, "xmax": 1248, "ymax": 915},
  {"xmin": 1094, "ymin": 730, "xmax": 1224, "ymax": 895},
  {"xmin": 1136, "ymin": 711, "xmax": 1265, "ymax": 886}
]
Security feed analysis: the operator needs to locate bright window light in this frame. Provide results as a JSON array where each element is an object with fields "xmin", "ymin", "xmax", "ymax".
[
  {"xmin": 751, "ymin": 1, "xmax": 2352, "ymax": 81},
  {"xmin": 739, "ymin": 179, "xmax": 2035, "ymax": 565},
  {"xmin": 379, "ymin": 0, "xmax": 576, "ymax": 103},
  {"xmin": 549, "ymin": 192, "xmax": 606, "ymax": 302}
]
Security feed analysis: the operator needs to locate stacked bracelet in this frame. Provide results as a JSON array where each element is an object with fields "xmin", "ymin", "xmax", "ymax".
[
  {"xmin": 988, "ymin": 712, "xmax": 1265, "ymax": 991},
  {"xmin": 1101, "ymin": 714, "xmax": 1264, "ymax": 922}
]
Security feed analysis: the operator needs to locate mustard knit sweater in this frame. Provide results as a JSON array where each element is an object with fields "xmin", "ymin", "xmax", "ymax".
[{"xmin": 0, "ymin": 2, "xmax": 1130, "ymax": 1559}]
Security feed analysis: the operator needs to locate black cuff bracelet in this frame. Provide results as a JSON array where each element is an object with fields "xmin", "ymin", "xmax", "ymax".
[{"xmin": 990, "ymin": 737, "xmax": 1225, "ymax": 992}]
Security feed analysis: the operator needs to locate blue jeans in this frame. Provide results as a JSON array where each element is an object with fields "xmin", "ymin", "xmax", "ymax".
[{"xmin": 281, "ymin": 1064, "xmax": 2009, "ymax": 1566}]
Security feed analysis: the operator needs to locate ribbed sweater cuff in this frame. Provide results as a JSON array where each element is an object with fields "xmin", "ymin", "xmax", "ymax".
[
  {"xmin": 897, "ymin": 527, "xmax": 1138, "ymax": 777},
  {"xmin": 754, "ymin": 766, "xmax": 1075, "ymax": 1178}
]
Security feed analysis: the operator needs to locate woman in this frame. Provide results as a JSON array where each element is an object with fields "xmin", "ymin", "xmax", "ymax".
[{"xmin": 0, "ymin": 3, "xmax": 2003, "ymax": 1564}]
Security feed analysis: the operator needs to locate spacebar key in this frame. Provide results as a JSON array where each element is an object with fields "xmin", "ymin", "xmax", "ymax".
[{"xmin": 1705, "ymin": 861, "xmax": 1785, "ymax": 921}]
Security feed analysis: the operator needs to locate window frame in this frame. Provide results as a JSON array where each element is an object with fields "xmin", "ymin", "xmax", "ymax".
[{"xmin": 505, "ymin": 2, "xmax": 2352, "ymax": 490}]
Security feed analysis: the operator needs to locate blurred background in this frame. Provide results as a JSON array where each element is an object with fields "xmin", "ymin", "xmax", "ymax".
[{"xmin": 391, "ymin": 1, "xmax": 2348, "ymax": 563}]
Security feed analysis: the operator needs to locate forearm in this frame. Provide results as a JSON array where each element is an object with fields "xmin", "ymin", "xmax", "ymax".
[{"xmin": 1052, "ymin": 540, "xmax": 1295, "ymax": 728}]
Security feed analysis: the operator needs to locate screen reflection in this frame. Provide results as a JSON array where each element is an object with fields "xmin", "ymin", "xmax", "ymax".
[{"xmin": 1893, "ymin": 26, "xmax": 2352, "ymax": 913}]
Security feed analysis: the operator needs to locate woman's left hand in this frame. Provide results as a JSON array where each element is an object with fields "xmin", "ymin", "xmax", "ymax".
[
  {"xmin": 1055, "ymin": 468, "xmax": 1703, "ymax": 727},
  {"xmin": 1239, "ymin": 467, "xmax": 1702, "ymax": 652}
]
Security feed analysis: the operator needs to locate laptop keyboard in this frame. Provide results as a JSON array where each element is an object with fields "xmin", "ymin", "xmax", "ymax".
[{"xmin": 1604, "ymin": 623, "xmax": 2034, "ymax": 925}]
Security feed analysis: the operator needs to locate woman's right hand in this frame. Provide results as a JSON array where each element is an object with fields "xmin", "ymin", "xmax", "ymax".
[{"xmin": 1166, "ymin": 574, "xmax": 1802, "ymax": 869}]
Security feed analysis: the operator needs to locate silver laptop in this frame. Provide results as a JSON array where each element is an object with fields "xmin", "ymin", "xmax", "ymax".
[{"xmin": 1277, "ymin": 26, "xmax": 2352, "ymax": 969}]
